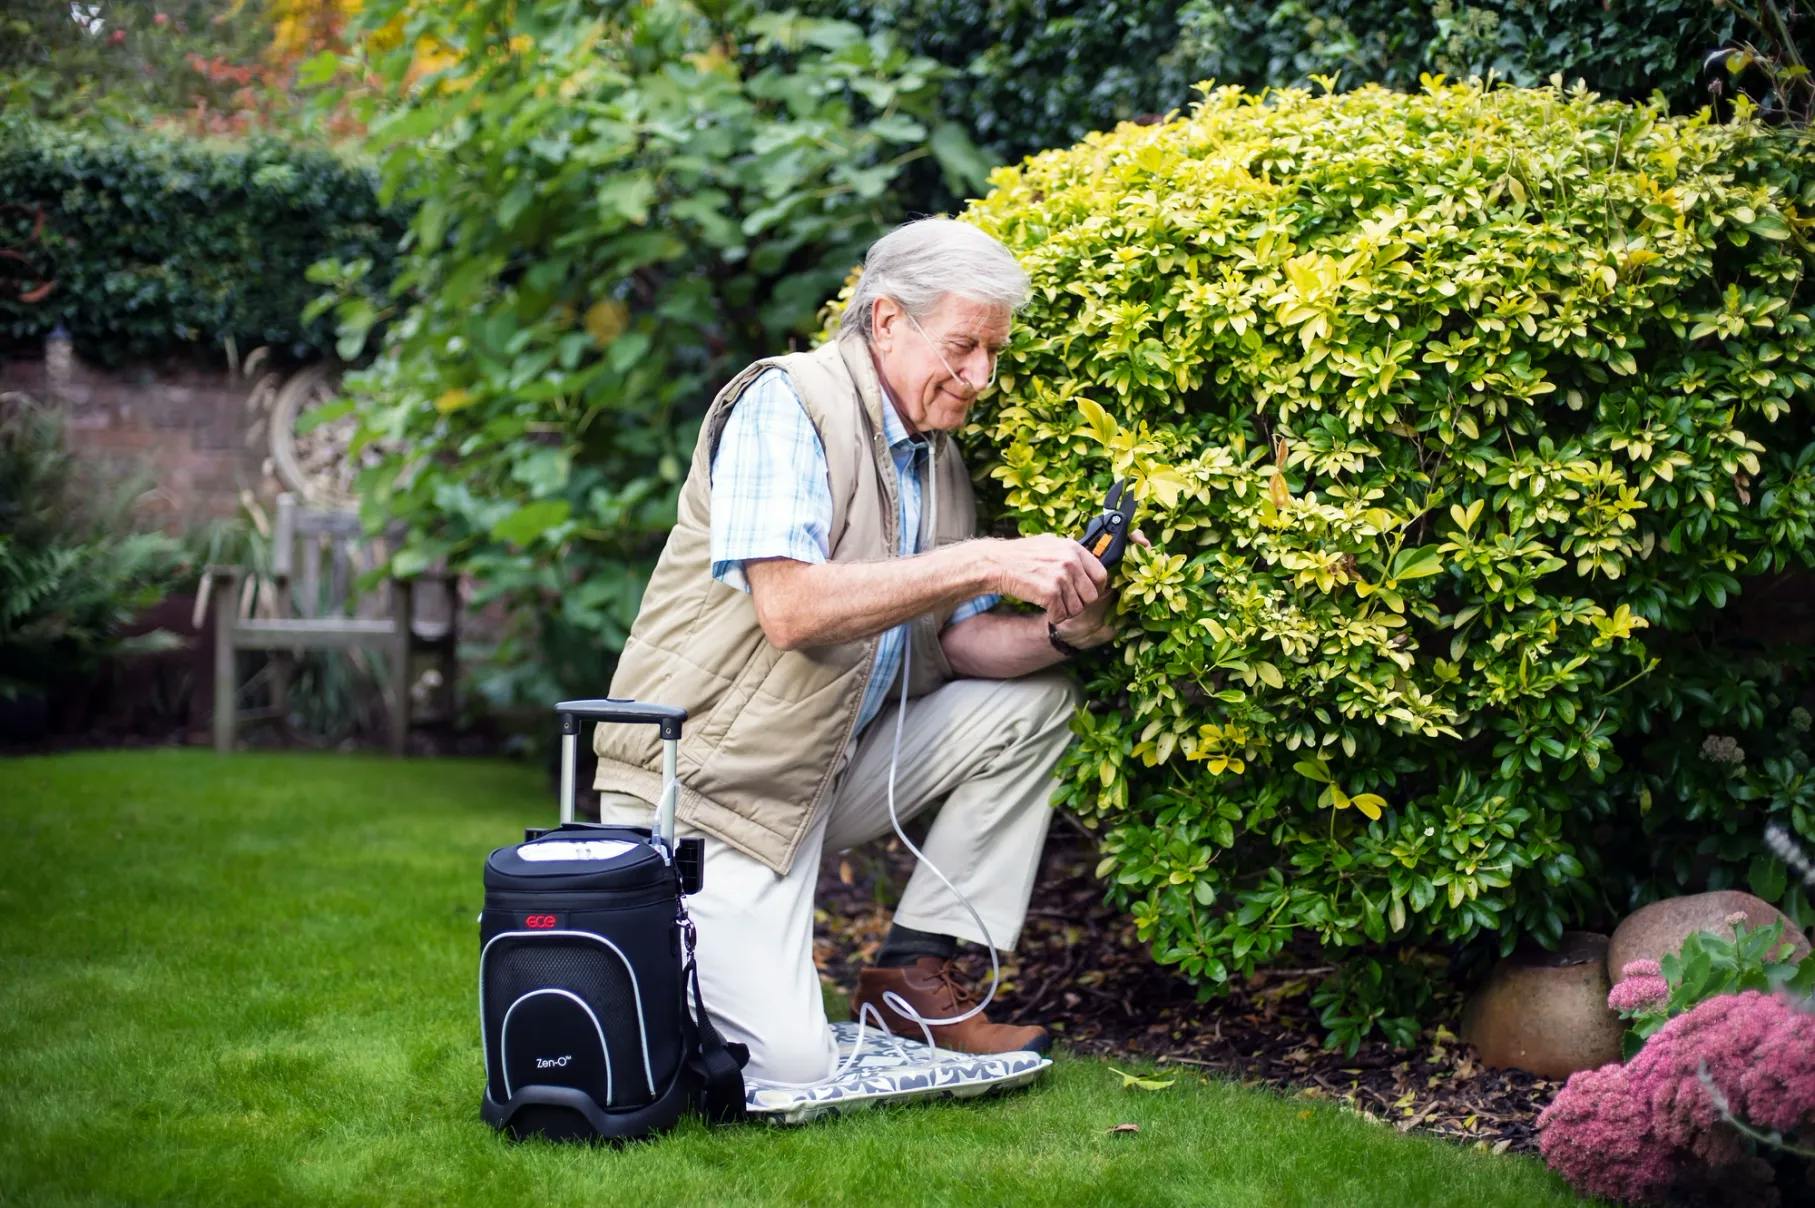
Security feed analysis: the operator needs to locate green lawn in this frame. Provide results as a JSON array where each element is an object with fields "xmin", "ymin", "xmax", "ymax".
[{"xmin": 0, "ymin": 751, "xmax": 1584, "ymax": 1207}]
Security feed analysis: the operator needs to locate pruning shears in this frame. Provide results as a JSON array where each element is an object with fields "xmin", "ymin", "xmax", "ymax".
[{"xmin": 1079, "ymin": 478, "xmax": 1133, "ymax": 568}]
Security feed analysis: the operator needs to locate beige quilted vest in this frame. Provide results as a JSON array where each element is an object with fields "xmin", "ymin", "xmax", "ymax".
[{"xmin": 590, "ymin": 334, "xmax": 979, "ymax": 873}]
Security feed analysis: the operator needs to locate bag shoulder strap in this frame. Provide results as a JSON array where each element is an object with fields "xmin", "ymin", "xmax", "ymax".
[{"xmin": 680, "ymin": 913, "xmax": 748, "ymax": 1125}]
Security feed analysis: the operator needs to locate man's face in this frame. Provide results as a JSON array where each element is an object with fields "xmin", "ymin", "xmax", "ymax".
[{"xmin": 868, "ymin": 293, "xmax": 1012, "ymax": 435}]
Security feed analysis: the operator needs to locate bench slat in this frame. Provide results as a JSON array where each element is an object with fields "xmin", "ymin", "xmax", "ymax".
[{"xmin": 234, "ymin": 618, "xmax": 397, "ymax": 651}]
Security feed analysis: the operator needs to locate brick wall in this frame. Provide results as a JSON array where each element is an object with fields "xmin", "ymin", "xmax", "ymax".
[{"xmin": 0, "ymin": 340, "xmax": 279, "ymax": 530}]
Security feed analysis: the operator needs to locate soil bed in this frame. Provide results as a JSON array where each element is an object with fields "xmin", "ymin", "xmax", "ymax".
[{"xmin": 814, "ymin": 827, "xmax": 1558, "ymax": 1154}]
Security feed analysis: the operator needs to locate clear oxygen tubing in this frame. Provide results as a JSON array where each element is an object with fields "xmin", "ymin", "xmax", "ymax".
[
  {"xmin": 868, "ymin": 443, "xmax": 1004, "ymax": 1046},
  {"xmin": 743, "ymin": 433, "xmax": 1011, "ymax": 1088}
]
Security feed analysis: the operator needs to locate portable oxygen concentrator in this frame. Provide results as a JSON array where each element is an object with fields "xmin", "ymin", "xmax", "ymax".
[{"xmin": 478, "ymin": 698, "xmax": 746, "ymax": 1142}]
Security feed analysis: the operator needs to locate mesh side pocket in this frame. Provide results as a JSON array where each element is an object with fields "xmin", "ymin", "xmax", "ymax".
[{"xmin": 482, "ymin": 932, "xmax": 653, "ymax": 1109}]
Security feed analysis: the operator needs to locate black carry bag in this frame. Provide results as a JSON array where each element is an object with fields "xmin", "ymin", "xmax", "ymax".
[{"xmin": 478, "ymin": 698, "xmax": 747, "ymax": 1142}]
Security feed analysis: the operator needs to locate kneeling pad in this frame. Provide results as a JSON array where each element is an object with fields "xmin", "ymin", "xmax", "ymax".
[{"xmin": 743, "ymin": 1021, "xmax": 1052, "ymax": 1125}]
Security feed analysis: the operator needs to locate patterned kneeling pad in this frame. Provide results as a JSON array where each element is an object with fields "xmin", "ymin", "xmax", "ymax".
[{"xmin": 743, "ymin": 1021, "xmax": 1052, "ymax": 1125}]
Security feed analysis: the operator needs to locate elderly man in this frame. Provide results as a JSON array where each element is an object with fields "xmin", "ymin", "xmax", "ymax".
[{"xmin": 593, "ymin": 218, "xmax": 1127, "ymax": 1084}]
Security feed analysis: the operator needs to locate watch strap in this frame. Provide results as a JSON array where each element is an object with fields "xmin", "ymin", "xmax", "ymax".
[{"xmin": 1047, "ymin": 621, "xmax": 1083, "ymax": 659}]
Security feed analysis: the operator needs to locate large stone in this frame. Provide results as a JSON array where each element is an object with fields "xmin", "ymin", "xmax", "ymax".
[
  {"xmin": 1462, "ymin": 931, "xmax": 1626, "ymax": 1078},
  {"xmin": 1607, "ymin": 890, "xmax": 1810, "ymax": 980}
]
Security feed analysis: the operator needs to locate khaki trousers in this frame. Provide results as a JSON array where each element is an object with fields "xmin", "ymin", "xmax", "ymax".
[{"xmin": 600, "ymin": 671, "xmax": 1080, "ymax": 1084}]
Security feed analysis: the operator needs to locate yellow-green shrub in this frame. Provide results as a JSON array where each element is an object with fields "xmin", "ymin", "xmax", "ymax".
[{"xmin": 959, "ymin": 80, "xmax": 1815, "ymax": 1048}]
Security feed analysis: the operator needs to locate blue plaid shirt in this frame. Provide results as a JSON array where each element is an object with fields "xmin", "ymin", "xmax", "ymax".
[{"xmin": 709, "ymin": 368, "xmax": 999, "ymax": 735}]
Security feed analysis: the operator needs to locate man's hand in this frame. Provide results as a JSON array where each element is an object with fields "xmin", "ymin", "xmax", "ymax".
[
  {"xmin": 1051, "ymin": 530, "xmax": 1151, "ymax": 650},
  {"xmin": 940, "ymin": 530, "xmax": 1151, "ymax": 677},
  {"xmin": 984, "ymin": 535, "xmax": 1109, "ymax": 623}
]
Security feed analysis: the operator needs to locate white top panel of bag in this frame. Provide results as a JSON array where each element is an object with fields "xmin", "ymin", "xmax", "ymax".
[{"xmin": 517, "ymin": 840, "xmax": 639, "ymax": 862}]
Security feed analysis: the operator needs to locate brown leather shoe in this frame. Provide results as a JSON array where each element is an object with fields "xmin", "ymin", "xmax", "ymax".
[{"xmin": 851, "ymin": 956, "xmax": 1051, "ymax": 1055}]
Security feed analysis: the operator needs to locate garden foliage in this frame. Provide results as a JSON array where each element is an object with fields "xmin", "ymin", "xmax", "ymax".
[
  {"xmin": 2, "ymin": 2, "xmax": 361, "ymax": 136},
  {"xmin": 1611, "ymin": 921, "xmax": 1815, "ymax": 1056},
  {"xmin": 801, "ymin": 0, "xmax": 1747, "ymax": 209},
  {"xmin": 955, "ymin": 80, "xmax": 1815, "ymax": 1041},
  {"xmin": 325, "ymin": 0, "xmax": 991, "ymax": 709},
  {"xmin": 1168, "ymin": 1, "xmax": 1736, "ymax": 119},
  {"xmin": 0, "ymin": 116, "xmax": 401, "ymax": 365},
  {"xmin": 0, "ymin": 402, "xmax": 187, "ymax": 701},
  {"xmin": 2, "ymin": 2, "xmax": 270, "ymax": 128},
  {"xmin": 797, "ymin": 0, "xmax": 1210, "ymax": 175}
]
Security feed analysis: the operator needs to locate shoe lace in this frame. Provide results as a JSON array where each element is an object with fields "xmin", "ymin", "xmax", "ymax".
[{"xmin": 926, "ymin": 960, "xmax": 979, "ymax": 1014}]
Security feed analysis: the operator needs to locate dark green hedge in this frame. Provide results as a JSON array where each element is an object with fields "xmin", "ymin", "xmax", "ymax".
[
  {"xmin": 801, "ymin": 1, "xmax": 1741, "ymax": 179},
  {"xmin": 1170, "ymin": 1, "xmax": 1735, "ymax": 116},
  {"xmin": 798, "ymin": 0, "xmax": 1205, "ymax": 175},
  {"xmin": 0, "ymin": 117, "xmax": 404, "ymax": 366}
]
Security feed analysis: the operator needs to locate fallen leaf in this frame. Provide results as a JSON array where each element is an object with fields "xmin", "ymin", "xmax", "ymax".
[
  {"xmin": 1107, "ymin": 1123, "xmax": 1140, "ymax": 1135},
  {"xmin": 1108, "ymin": 1066, "xmax": 1177, "ymax": 1092}
]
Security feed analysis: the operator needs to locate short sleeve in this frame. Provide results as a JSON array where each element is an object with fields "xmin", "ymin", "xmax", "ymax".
[
  {"xmin": 708, "ymin": 369, "xmax": 835, "ymax": 593},
  {"xmin": 944, "ymin": 593, "xmax": 1000, "ymax": 629}
]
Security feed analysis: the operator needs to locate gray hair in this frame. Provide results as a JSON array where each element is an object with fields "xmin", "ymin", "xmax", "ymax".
[{"xmin": 838, "ymin": 218, "xmax": 1029, "ymax": 343}]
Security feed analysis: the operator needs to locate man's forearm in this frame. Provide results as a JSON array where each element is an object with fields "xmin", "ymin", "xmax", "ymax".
[
  {"xmin": 745, "ymin": 542, "xmax": 995, "ymax": 650},
  {"xmin": 940, "ymin": 610, "xmax": 1069, "ymax": 679}
]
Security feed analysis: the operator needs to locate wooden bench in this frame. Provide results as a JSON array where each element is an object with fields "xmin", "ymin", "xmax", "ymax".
[{"xmin": 207, "ymin": 492, "xmax": 457, "ymax": 755}]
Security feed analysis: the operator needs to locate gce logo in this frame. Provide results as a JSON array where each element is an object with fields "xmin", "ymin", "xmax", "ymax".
[{"xmin": 523, "ymin": 914, "xmax": 559, "ymax": 929}]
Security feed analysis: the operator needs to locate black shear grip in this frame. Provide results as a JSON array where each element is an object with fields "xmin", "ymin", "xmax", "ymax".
[{"xmin": 1079, "ymin": 478, "xmax": 1132, "ymax": 568}]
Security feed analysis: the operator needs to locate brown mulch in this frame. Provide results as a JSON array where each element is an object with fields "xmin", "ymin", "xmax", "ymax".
[{"xmin": 812, "ymin": 824, "xmax": 1560, "ymax": 1154}]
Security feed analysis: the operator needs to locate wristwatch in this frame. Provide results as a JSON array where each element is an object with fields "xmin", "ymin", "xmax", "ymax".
[{"xmin": 1047, "ymin": 621, "xmax": 1084, "ymax": 659}]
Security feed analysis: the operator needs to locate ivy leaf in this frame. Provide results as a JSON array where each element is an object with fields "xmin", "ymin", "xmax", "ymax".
[
  {"xmin": 598, "ymin": 173, "xmax": 655, "ymax": 225},
  {"xmin": 294, "ymin": 398, "xmax": 354, "ymax": 435},
  {"xmin": 511, "ymin": 448, "xmax": 573, "ymax": 495},
  {"xmin": 298, "ymin": 50, "xmax": 341, "ymax": 88},
  {"xmin": 490, "ymin": 500, "xmax": 571, "ymax": 547},
  {"xmin": 390, "ymin": 547, "xmax": 434, "ymax": 577},
  {"xmin": 929, "ymin": 121, "xmax": 993, "ymax": 193},
  {"xmin": 869, "ymin": 114, "xmax": 928, "ymax": 143}
]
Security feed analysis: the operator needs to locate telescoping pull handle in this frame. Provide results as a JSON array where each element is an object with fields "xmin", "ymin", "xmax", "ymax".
[{"xmin": 555, "ymin": 698, "xmax": 688, "ymax": 845}]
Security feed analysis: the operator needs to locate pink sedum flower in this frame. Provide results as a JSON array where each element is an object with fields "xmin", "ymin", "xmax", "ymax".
[
  {"xmin": 1620, "ymin": 959, "xmax": 1663, "ymax": 980},
  {"xmin": 1537, "ymin": 991, "xmax": 1815, "ymax": 1205},
  {"xmin": 1609, "ymin": 974, "xmax": 1670, "ymax": 1012}
]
